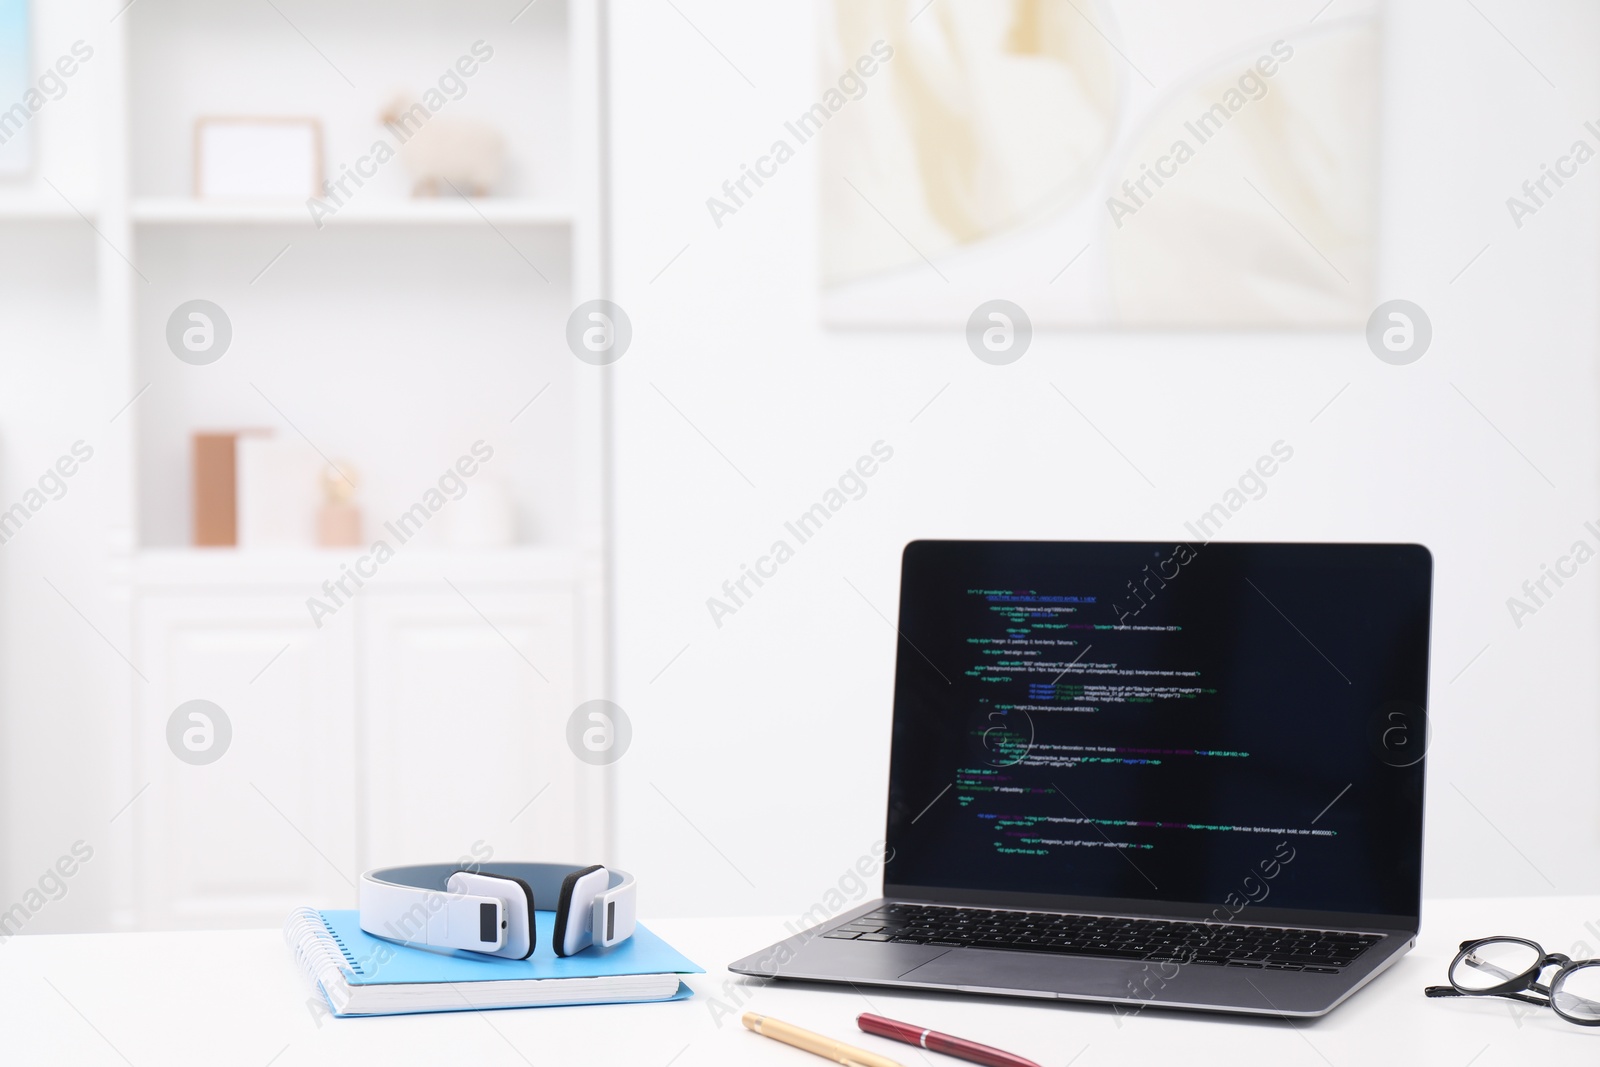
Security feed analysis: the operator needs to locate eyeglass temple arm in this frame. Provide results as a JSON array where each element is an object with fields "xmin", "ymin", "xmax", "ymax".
[
  {"xmin": 1425, "ymin": 986, "xmax": 1549, "ymax": 1007},
  {"xmin": 1457, "ymin": 951, "xmax": 1526, "ymax": 985}
]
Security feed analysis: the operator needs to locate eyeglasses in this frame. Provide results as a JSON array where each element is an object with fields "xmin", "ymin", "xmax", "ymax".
[{"xmin": 1426, "ymin": 936, "xmax": 1600, "ymax": 1026}]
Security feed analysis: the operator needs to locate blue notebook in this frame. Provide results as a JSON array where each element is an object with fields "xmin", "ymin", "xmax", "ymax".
[{"xmin": 285, "ymin": 908, "xmax": 702, "ymax": 1017}]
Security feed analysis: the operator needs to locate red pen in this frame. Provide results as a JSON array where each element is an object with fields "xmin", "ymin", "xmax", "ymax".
[{"xmin": 857, "ymin": 1013, "xmax": 1042, "ymax": 1067}]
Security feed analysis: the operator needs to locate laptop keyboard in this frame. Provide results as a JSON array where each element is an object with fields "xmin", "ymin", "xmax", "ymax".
[{"xmin": 823, "ymin": 903, "xmax": 1379, "ymax": 974}]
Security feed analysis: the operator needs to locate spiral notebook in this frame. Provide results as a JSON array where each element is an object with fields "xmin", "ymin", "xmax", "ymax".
[{"xmin": 285, "ymin": 908, "xmax": 701, "ymax": 1017}]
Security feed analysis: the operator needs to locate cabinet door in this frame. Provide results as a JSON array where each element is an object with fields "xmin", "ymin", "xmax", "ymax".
[
  {"xmin": 132, "ymin": 593, "xmax": 357, "ymax": 927},
  {"xmin": 360, "ymin": 583, "xmax": 582, "ymax": 869}
]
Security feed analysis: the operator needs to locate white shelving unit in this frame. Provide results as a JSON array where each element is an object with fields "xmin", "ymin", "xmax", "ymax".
[{"xmin": 0, "ymin": 0, "xmax": 611, "ymax": 930}]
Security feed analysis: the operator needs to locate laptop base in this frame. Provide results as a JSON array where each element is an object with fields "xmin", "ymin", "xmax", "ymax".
[{"xmin": 729, "ymin": 899, "xmax": 1416, "ymax": 1019}]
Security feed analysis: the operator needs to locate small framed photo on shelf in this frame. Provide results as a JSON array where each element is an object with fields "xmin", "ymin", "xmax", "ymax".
[{"xmin": 194, "ymin": 116, "xmax": 322, "ymax": 199}]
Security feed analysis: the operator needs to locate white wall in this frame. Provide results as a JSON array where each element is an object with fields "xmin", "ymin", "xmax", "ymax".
[
  {"xmin": 4, "ymin": 0, "xmax": 1599, "ymax": 936},
  {"xmin": 609, "ymin": 0, "xmax": 1600, "ymax": 918}
]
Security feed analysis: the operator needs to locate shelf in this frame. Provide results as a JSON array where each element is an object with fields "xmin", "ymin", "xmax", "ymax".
[
  {"xmin": 0, "ymin": 194, "xmax": 97, "ymax": 222},
  {"xmin": 130, "ymin": 197, "xmax": 573, "ymax": 228},
  {"xmin": 131, "ymin": 546, "xmax": 596, "ymax": 589}
]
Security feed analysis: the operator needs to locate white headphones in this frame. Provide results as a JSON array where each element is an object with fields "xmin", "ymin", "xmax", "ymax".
[{"xmin": 359, "ymin": 862, "xmax": 637, "ymax": 960}]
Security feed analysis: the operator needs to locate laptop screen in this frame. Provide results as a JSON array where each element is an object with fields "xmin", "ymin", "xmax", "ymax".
[{"xmin": 883, "ymin": 541, "xmax": 1431, "ymax": 921}]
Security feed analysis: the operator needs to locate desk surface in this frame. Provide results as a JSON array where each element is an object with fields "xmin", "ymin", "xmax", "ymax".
[{"xmin": 3, "ymin": 896, "xmax": 1597, "ymax": 1065}]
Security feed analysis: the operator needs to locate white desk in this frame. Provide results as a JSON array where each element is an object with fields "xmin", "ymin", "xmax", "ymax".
[{"xmin": 4, "ymin": 896, "xmax": 1597, "ymax": 1065}]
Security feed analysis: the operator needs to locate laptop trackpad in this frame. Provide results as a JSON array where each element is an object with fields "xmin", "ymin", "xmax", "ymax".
[
  {"xmin": 898, "ymin": 948, "xmax": 1145, "ymax": 997},
  {"xmin": 777, "ymin": 938, "xmax": 955, "ymax": 982}
]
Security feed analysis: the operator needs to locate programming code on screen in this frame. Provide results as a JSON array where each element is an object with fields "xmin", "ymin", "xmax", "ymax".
[{"xmin": 884, "ymin": 542, "xmax": 1430, "ymax": 919}]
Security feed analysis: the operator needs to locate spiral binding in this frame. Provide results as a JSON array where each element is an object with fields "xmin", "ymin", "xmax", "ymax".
[{"xmin": 283, "ymin": 907, "xmax": 358, "ymax": 1014}]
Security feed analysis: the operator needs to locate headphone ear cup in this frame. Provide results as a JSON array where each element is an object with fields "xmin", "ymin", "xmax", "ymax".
[
  {"xmin": 552, "ymin": 864, "xmax": 606, "ymax": 957},
  {"xmin": 445, "ymin": 870, "xmax": 535, "ymax": 959},
  {"xmin": 506, "ymin": 875, "xmax": 536, "ymax": 960}
]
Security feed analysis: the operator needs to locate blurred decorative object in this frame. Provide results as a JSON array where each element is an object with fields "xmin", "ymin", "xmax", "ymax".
[
  {"xmin": 191, "ymin": 432, "xmax": 239, "ymax": 546},
  {"xmin": 447, "ymin": 478, "xmax": 515, "ymax": 547},
  {"xmin": 236, "ymin": 434, "xmax": 328, "ymax": 548},
  {"xmin": 821, "ymin": 0, "xmax": 1381, "ymax": 327},
  {"xmin": 381, "ymin": 96, "xmax": 504, "ymax": 196},
  {"xmin": 317, "ymin": 462, "xmax": 363, "ymax": 547},
  {"xmin": 194, "ymin": 116, "xmax": 322, "ymax": 198},
  {"xmin": 0, "ymin": 0, "xmax": 30, "ymax": 176}
]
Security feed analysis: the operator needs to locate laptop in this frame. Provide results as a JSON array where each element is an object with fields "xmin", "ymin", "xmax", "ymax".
[{"xmin": 730, "ymin": 540, "xmax": 1432, "ymax": 1018}]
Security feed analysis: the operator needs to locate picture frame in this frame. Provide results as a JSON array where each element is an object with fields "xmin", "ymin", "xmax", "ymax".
[
  {"xmin": 818, "ymin": 0, "xmax": 1382, "ymax": 329},
  {"xmin": 194, "ymin": 115, "xmax": 323, "ymax": 199}
]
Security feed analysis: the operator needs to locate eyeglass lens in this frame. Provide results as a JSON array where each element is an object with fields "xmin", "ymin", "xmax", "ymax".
[
  {"xmin": 1552, "ymin": 962, "xmax": 1600, "ymax": 1024},
  {"xmin": 1450, "ymin": 939, "xmax": 1541, "ymax": 992}
]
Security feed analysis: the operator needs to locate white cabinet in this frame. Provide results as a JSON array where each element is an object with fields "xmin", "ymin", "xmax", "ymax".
[
  {"xmin": 360, "ymin": 584, "xmax": 582, "ymax": 868},
  {"xmin": 127, "ymin": 549, "xmax": 595, "ymax": 928},
  {"xmin": 132, "ymin": 590, "xmax": 357, "ymax": 928}
]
